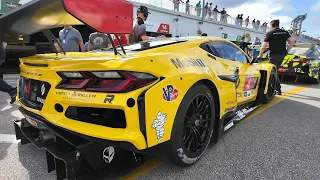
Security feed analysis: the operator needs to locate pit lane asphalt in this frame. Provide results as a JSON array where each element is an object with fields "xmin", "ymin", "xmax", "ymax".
[{"xmin": 1, "ymin": 74, "xmax": 320, "ymax": 180}]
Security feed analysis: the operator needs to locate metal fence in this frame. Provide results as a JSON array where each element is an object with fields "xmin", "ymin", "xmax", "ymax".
[{"xmin": 131, "ymin": 0, "xmax": 270, "ymax": 33}]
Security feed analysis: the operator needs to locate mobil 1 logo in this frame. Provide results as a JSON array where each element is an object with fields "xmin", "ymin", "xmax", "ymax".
[{"xmin": 171, "ymin": 58, "xmax": 206, "ymax": 69}]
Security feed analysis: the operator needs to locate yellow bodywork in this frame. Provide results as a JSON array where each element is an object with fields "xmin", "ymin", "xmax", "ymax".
[{"xmin": 17, "ymin": 37, "xmax": 275, "ymax": 150}]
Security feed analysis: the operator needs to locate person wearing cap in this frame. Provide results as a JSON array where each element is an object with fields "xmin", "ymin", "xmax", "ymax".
[
  {"xmin": 127, "ymin": 6, "xmax": 156, "ymax": 43},
  {"xmin": 201, "ymin": 33, "xmax": 208, "ymax": 36}
]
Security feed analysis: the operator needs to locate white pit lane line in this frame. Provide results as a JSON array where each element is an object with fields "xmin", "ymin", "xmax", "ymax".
[{"xmin": 0, "ymin": 134, "xmax": 19, "ymax": 143}]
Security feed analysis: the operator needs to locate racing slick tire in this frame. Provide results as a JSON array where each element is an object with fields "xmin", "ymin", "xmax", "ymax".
[
  {"xmin": 262, "ymin": 68, "xmax": 277, "ymax": 104},
  {"xmin": 311, "ymin": 71, "xmax": 320, "ymax": 84},
  {"xmin": 169, "ymin": 83, "xmax": 215, "ymax": 167}
]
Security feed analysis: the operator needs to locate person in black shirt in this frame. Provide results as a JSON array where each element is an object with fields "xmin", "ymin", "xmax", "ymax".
[
  {"xmin": 258, "ymin": 19, "xmax": 295, "ymax": 95},
  {"xmin": 239, "ymin": 36, "xmax": 248, "ymax": 54},
  {"xmin": 0, "ymin": 41, "xmax": 17, "ymax": 104},
  {"xmin": 0, "ymin": 41, "xmax": 6, "ymax": 79}
]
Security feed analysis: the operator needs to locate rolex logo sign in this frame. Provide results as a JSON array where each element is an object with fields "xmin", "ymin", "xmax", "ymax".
[{"xmin": 221, "ymin": 33, "xmax": 228, "ymax": 39}]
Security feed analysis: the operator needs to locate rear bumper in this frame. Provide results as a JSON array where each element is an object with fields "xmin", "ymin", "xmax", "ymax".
[
  {"xmin": 14, "ymin": 107, "xmax": 149, "ymax": 180},
  {"xmin": 16, "ymin": 107, "xmax": 141, "ymax": 151}
]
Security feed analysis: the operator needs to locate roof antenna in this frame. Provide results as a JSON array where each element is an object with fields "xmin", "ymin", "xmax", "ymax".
[
  {"xmin": 106, "ymin": 33, "xmax": 121, "ymax": 55},
  {"xmin": 41, "ymin": 29, "xmax": 65, "ymax": 55},
  {"xmin": 114, "ymin": 34, "xmax": 126, "ymax": 55}
]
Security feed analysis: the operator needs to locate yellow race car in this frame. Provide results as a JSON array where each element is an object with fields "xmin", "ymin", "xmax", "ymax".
[
  {"xmin": 2, "ymin": 0, "xmax": 277, "ymax": 178},
  {"xmin": 278, "ymin": 43, "xmax": 320, "ymax": 83}
]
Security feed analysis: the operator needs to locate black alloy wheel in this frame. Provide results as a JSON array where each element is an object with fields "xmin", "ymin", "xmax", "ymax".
[
  {"xmin": 267, "ymin": 71, "xmax": 276, "ymax": 97},
  {"xmin": 183, "ymin": 95, "xmax": 212, "ymax": 154},
  {"xmin": 169, "ymin": 83, "xmax": 215, "ymax": 167},
  {"xmin": 262, "ymin": 68, "xmax": 276, "ymax": 103}
]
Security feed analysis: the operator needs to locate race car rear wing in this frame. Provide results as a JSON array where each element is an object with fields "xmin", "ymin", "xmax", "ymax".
[{"xmin": 0, "ymin": 0, "xmax": 134, "ymax": 55}]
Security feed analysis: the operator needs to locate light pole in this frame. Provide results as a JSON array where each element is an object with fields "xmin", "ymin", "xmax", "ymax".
[{"xmin": 201, "ymin": 0, "xmax": 205, "ymax": 23}]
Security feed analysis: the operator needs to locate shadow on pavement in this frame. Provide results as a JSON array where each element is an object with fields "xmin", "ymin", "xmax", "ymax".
[
  {"xmin": 17, "ymin": 143, "xmax": 56, "ymax": 180},
  {"xmin": 136, "ymin": 98, "xmax": 320, "ymax": 180},
  {"xmin": 0, "ymin": 143, "xmax": 11, "ymax": 161},
  {"xmin": 280, "ymin": 75, "xmax": 319, "ymax": 85}
]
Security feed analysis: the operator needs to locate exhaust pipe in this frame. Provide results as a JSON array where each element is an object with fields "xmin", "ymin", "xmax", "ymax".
[{"xmin": 39, "ymin": 131, "xmax": 55, "ymax": 143}]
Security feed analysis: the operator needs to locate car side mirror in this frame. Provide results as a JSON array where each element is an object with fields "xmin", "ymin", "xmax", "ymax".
[
  {"xmin": 250, "ymin": 57, "xmax": 258, "ymax": 65},
  {"xmin": 250, "ymin": 57, "xmax": 268, "ymax": 65}
]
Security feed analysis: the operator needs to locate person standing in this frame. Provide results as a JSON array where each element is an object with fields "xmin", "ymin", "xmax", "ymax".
[
  {"xmin": 258, "ymin": 19, "xmax": 295, "ymax": 95},
  {"xmin": 245, "ymin": 16, "xmax": 249, "ymax": 28},
  {"xmin": 173, "ymin": 0, "xmax": 183, "ymax": 12},
  {"xmin": 0, "ymin": 41, "xmax": 6, "ymax": 79},
  {"xmin": 88, "ymin": 32, "xmax": 111, "ymax": 51},
  {"xmin": 203, "ymin": 2, "xmax": 209, "ymax": 18},
  {"xmin": 185, "ymin": 0, "xmax": 190, "ymax": 14},
  {"xmin": 252, "ymin": 18, "xmax": 256, "ymax": 29},
  {"xmin": 239, "ymin": 36, "xmax": 248, "ymax": 54},
  {"xmin": 239, "ymin": 14, "xmax": 243, "ymax": 27},
  {"xmin": 252, "ymin": 37, "xmax": 261, "ymax": 58},
  {"xmin": 213, "ymin": 5, "xmax": 219, "ymax": 21},
  {"xmin": 127, "ymin": 6, "xmax": 156, "ymax": 43},
  {"xmin": 208, "ymin": 3, "xmax": 213, "ymax": 20},
  {"xmin": 59, "ymin": 25, "xmax": 85, "ymax": 52},
  {"xmin": 0, "ymin": 41, "xmax": 17, "ymax": 104},
  {"xmin": 220, "ymin": 8, "xmax": 227, "ymax": 22},
  {"xmin": 195, "ymin": 1, "xmax": 201, "ymax": 17}
]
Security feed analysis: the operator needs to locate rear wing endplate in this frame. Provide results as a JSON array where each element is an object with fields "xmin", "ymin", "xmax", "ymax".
[{"xmin": 0, "ymin": 0, "xmax": 134, "ymax": 43}]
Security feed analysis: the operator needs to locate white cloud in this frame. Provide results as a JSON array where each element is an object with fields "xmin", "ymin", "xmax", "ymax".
[
  {"xmin": 225, "ymin": 0, "xmax": 293, "ymax": 27},
  {"xmin": 311, "ymin": 1, "xmax": 320, "ymax": 11}
]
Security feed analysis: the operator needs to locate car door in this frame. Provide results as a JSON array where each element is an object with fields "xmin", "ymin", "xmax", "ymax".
[{"xmin": 208, "ymin": 41, "xmax": 261, "ymax": 104}]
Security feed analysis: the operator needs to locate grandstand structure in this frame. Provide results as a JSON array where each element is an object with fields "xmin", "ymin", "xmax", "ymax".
[{"xmin": 290, "ymin": 13, "xmax": 319, "ymax": 44}]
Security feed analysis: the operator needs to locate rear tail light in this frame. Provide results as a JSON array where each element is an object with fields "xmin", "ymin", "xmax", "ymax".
[
  {"xmin": 292, "ymin": 58, "xmax": 308, "ymax": 63},
  {"xmin": 56, "ymin": 71, "xmax": 158, "ymax": 93}
]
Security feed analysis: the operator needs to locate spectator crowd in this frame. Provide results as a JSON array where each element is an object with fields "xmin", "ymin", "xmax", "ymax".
[{"xmin": 172, "ymin": 0, "xmax": 269, "ymax": 32}]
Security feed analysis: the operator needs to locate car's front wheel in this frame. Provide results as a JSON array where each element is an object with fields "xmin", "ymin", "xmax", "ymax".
[
  {"xmin": 169, "ymin": 83, "xmax": 215, "ymax": 166},
  {"xmin": 311, "ymin": 70, "xmax": 320, "ymax": 84},
  {"xmin": 262, "ymin": 68, "xmax": 277, "ymax": 103}
]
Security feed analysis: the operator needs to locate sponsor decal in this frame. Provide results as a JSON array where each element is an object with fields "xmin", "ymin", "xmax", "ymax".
[
  {"xmin": 25, "ymin": 115, "xmax": 37, "ymax": 127},
  {"xmin": 102, "ymin": 146, "xmax": 115, "ymax": 163},
  {"xmin": 294, "ymin": 68, "xmax": 302, "ymax": 73},
  {"xmin": 20, "ymin": 70, "xmax": 43, "ymax": 77},
  {"xmin": 36, "ymin": 97, "xmax": 45, "ymax": 104},
  {"xmin": 221, "ymin": 33, "xmax": 228, "ymax": 39},
  {"xmin": 244, "ymin": 91, "xmax": 252, "ymax": 98},
  {"xmin": 157, "ymin": 23, "xmax": 170, "ymax": 34},
  {"xmin": 171, "ymin": 58, "xmax": 206, "ymax": 69},
  {"xmin": 162, "ymin": 85, "xmax": 179, "ymax": 102},
  {"xmin": 237, "ymin": 92, "xmax": 242, "ymax": 98},
  {"xmin": 56, "ymin": 91, "xmax": 97, "ymax": 101},
  {"xmin": 225, "ymin": 106, "xmax": 236, "ymax": 112},
  {"xmin": 177, "ymin": 148, "xmax": 198, "ymax": 164},
  {"xmin": 243, "ymin": 75, "xmax": 255, "ymax": 98},
  {"xmin": 41, "ymin": 84, "xmax": 46, "ymax": 96},
  {"xmin": 252, "ymin": 89, "xmax": 258, "ymax": 94},
  {"xmin": 236, "ymin": 110, "xmax": 246, "ymax": 119},
  {"xmin": 278, "ymin": 68, "xmax": 287, "ymax": 72},
  {"xmin": 152, "ymin": 112, "xmax": 167, "ymax": 143},
  {"xmin": 104, "ymin": 95, "xmax": 115, "ymax": 104},
  {"xmin": 226, "ymin": 100, "xmax": 236, "ymax": 105}
]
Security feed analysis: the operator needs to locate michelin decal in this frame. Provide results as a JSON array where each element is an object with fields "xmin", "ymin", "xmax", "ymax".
[{"xmin": 152, "ymin": 112, "xmax": 167, "ymax": 143}]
